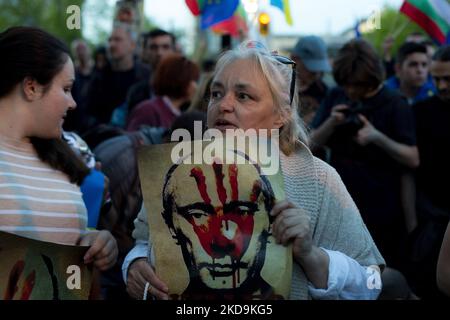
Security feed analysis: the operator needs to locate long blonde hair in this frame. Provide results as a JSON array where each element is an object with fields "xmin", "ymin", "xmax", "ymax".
[{"xmin": 212, "ymin": 41, "xmax": 308, "ymax": 155}]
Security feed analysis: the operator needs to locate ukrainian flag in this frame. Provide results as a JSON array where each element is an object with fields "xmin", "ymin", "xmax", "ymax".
[{"xmin": 270, "ymin": 0, "xmax": 293, "ymax": 25}]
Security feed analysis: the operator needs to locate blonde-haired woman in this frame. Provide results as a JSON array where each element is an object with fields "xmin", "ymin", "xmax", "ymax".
[{"xmin": 123, "ymin": 42, "xmax": 384, "ymax": 300}]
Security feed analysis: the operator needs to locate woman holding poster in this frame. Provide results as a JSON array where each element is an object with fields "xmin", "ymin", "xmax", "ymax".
[
  {"xmin": 124, "ymin": 41, "xmax": 385, "ymax": 300},
  {"xmin": 0, "ymin": 27, "xmax": 117, "ymax": 272}
]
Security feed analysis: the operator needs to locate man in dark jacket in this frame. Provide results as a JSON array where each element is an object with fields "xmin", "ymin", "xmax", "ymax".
[{"xmin": 85, "ymin": 23, "xmax": 150, "ymax": 127}]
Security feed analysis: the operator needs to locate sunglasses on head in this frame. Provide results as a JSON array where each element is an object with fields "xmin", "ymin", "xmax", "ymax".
[{"xmin": 272, "ymin": 55, "xmax": 297, "ymax": 105}]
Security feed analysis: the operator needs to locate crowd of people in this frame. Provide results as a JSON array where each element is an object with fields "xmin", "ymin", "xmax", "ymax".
[{"xmin": 0, "ymin": 20, "xmax": 449, "ymax": 300}]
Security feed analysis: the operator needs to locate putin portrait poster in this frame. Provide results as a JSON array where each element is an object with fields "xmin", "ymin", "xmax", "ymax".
[{"xmin": 138, "ymin": 137, "xmax": 292, "ymax": 300}]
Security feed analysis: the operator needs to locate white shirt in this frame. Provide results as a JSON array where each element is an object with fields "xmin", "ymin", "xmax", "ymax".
[{"xmin": 122, "ymin": 242, "xmax": 382, "ymax": 300}]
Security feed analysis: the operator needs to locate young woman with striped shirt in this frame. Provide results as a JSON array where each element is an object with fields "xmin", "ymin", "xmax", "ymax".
[{"xmin": 0, "ymin": 27, "xmax": 117, "ymax": 272}]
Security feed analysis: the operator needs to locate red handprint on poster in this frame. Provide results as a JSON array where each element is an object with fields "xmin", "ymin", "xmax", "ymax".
[
  {"xmin": 3, "ymin": 260, "xmax": 35, "ymax": 300},
  {"xmin": 139, "ymin": 143, "xmax": 291, "ymax": 300}
]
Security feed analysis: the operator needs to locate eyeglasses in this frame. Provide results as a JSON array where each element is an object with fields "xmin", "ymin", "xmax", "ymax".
[
  {"xmin": 243, "ymin": 41, "xmax": 296, "ymax": 105},
  {"xmin": 272, "ymin": 55, "xmax": 297, "ymax": 105}
]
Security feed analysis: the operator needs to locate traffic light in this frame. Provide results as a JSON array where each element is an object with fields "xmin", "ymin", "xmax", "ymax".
[{"xmin": 258, "ymin": 12, "xmax": 270, "ymax": 36}]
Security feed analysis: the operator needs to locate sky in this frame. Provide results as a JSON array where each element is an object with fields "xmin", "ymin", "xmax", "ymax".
[
  {"xmin": 84, "ymin": 0, "xmax": 405, "ymax": 46},
  {"xmin": 144, "ymin": 0, "xmax": 404, "ymax": 35}
]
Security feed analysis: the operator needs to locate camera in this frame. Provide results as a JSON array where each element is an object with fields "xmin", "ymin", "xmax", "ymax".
[{"xmin": 338, "ymin": 102, "xmax": 364, "ymax": 137}]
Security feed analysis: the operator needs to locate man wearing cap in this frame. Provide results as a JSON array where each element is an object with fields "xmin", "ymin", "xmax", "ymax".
[{"xmin": 291, "ymin": 35, "xmax": 331, "ymax": 126}]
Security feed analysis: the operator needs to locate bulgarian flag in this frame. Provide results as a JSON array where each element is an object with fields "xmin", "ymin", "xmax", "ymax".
[{"xmin": 400, "ymin": 0, "xmax": 450, "ymax": 44}]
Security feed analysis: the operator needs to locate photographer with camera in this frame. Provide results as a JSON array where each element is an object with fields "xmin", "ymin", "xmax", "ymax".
[{"xmin": 310, "ymin": 40, "xmax": 419, "ymax": 299}]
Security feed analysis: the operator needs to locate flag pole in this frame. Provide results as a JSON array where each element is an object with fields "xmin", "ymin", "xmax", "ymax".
[
  {"xmin": 379, "ymin": 3, "xmax": 407, "ymax": 52},
  {"xmin": 389, "ymin": 9, "xmax": 402, "ymax": 38},
  {"xmin": 392, "ymin": 18, "xmax": 410, "ymax": 39}
]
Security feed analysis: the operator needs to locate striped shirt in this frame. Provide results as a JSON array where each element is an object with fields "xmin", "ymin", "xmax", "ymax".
[{"xmin": 0, "ymin": 136, "xmax": 87, "ymax": 245}]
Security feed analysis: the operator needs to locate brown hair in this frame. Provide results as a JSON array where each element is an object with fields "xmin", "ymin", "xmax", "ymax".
[
  {"xmin": 433, "ymin": 45, "xmax": 450, "ymax": 62},
  {"xmin": 397, "ymin": 41, "xmax": 427, "ymax": 65},
  {"xmin": 152, "ymin": 54, "xmax": 200, "ymax": 99},
  {"xmin": 333, "ymin": 39, "xmax": 384, "ymax": 91},
  {"xmin": 0, "ymin": 27, "xmax": 89, "ymax": 185}
]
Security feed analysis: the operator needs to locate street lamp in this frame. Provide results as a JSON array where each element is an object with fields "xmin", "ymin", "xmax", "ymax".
[{"xmin": 258, "ymin": 12, "xmax": 270, "ymax": 36}]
